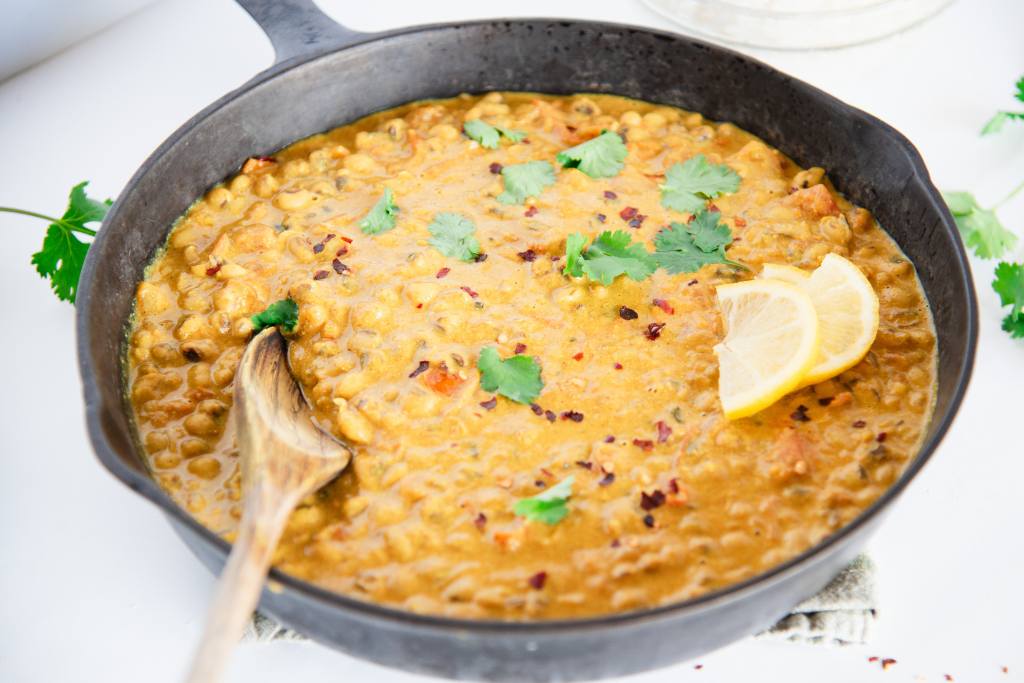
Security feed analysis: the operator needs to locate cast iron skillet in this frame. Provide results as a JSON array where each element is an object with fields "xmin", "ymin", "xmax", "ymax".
[{"xmin": 76, "ymin": 1, "xmax": 977, "ymax": 680}]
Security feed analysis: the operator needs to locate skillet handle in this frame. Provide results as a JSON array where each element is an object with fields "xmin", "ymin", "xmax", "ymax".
[{"xmin": 235, "ymin": 0, "xmax": 367, "ymax": 64}]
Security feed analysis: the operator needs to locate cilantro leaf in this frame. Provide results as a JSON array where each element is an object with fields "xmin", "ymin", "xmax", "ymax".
[
  {"xmin": 513, "ymin": 476, "xmax": 574, "ymax": 525},
  {"xmin": 562, "ymin": 230, "xmax": 657, "ymax": 285},
  {"xmin": 251, "ymin": 298, "xmax": 299, "ymax": 333},
  {"xmin": 497, "ymin": 161, "xmax": 556, "ymax": 205},
  {"xmin": 653, "ymin": 210, "xmax": 743, "ymax": 274},
  {"xmin": 981, "ymin": 75, "xmax": 1024, "ymax": 135},
  {"xmin": 463, "ymin": 119, "xmax": 525, "ymax": 149},
  {"xmin": 556, "ymin": 131, "xmax": 628, "ymax": 179},
  {"xmin": 8, "ymin": 181, "xmax": 111, "ymax": 304},
  {"xmin": 477, "ymin": 346, "xmax": 543, "ymax": 404},
  {"xmin": 428, "ymin": 212, "xmax": 480, "ymax": 261},
  {"xmin": 359, "ymin": 187, "xmax": 398, "ymax": 235},
  {"xmin": 943, "ymin": 191, "xmax": 1017, "ymax": 259},
  {"xmin": 1003, "ymin": 313, "xmax": 1024, "ymax": 338},
  {"xmin": 993, "ymin": 261, "xmax": 1024, "ymax": 319},
  {"xmin": 660, "ymin": 154, "xmax": 741, "ymax": 214}
]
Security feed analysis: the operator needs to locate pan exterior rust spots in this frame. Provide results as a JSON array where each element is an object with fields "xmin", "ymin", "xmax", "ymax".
[{"xmin": 76, "ymin": 0, "xmax": 976, "ymax": 680}]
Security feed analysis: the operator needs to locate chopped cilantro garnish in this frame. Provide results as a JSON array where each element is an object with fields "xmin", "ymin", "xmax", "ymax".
[
  {"xmin": 251, "ymin": 298, "xmax": 299, "ymax": 333},
  {"xmin": 359, "ymin": 187, "xmax": 398, "ymax": 235},
  {"xmin": 477, "ymin": 346, "xmax": 543, "ymax": 404},
  {"xmin": 659, "ymin": 154, "xmax": 741, "ymax": 214},
  {"xmin": 513, "ymin": 476, "xmax": 574, "ymax": 525},
  {"xmin": 556, "ymin": 131, "xmax": 627, "ymax": 179},
  {"xmin": 563, "ymin": 230, "xmax": 657, "ymax": 285},
  {"xmin": 994, "ymin": 261, "xmax": 1024, "ymax": 338},
  {"xmin": 463, "ymin": 119, "xmax": 526, "ymax": 149},
  {"xmin": 943, "ymin": 191, "xmax": 1018, "ymax": 259},
  {"xmin": 652, "ymin": 210, "xmax": 744, "ymax": 274},
  {"xmin": 497, "ymin": 161, "xmax": 556, "ymax": 205},
  {"xmin": 428, "ymin": 212, "xmax": 480, "ymax": 261},
  {"xmin": 981, "ymin": 76, "xmax": 1024, "ymax": 135}
]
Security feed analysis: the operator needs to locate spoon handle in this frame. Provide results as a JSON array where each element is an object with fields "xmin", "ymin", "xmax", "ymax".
[{"xmin": 184, "ymin": 483, "xmax": 296, "ymax": 683}]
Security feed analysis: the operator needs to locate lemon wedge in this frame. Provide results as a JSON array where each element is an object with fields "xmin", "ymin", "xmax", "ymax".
[
  {"xmin": 713, "ymin": 279, "xmax": 820, "ymax": 419},
  {"xmin": 758, "ymin": 254, "xmax": 880, "ymax": 387}
]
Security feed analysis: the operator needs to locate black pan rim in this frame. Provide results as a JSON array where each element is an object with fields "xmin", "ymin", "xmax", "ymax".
[{"xmin": 76, "ymin": 16, "xmax": 978, "ymax": 635}]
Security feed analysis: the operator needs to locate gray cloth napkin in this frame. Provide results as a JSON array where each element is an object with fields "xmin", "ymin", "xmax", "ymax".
[{"xmin": 242, "ymin": 554, "xmax": 876, "ymax": 647}]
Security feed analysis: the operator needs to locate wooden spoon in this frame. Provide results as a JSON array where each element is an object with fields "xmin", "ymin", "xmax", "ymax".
[{"xmin": 185, "ymin": 328, "xmax": 352, "ymax": 683}]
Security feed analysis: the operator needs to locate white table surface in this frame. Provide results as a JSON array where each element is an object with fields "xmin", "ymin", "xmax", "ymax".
[{"xmin": 2, "ymin": 1, "xmax": 1022, "ymax": 681}]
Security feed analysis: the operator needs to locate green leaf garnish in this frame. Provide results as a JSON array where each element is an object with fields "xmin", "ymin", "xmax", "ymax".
[
  {"xmin": 359, "ymin": 187, "xmax": 398, "ymax": 235},
  {"xmin": 943, "ymin": 191, "xmax": 1017, "ymax": 259},
  {"xmin": 513, "ymin": 476, "xmax": 574, "ymax": 525},
  {"xmin": 660, "ymin": 154, "xmax": 741, "ymax": 214},
  {"xmin": 477, "ymin": 346, "xmax": 543, "ymax": 404},
  {"xmin": 497, "ymin": 161, "xmax": 556, "ymax": 205},
  {"xmin": 563, "ymin": 230, "xmax": 657, "ymax": 285},
  {"xmin": 428, "ymin": 212, "xmax": 480, "ymax": 262},
  {"xmin": 251, "ymin": 298, "xmax": 299, "ymax": 333},
  {"xmin": 0, "ymin": 181, "xmax": 111, "ymax": 304},
  {"xmin": 556, "ymin": 131, "xmax": 628, "ymax": 179},
  {"xmin": 981, "ymin": 76, "xmax": 1024, "ymax": 136},
  {"xmin": 463, "ymin": 119, "xmax": 525, "ymax": 149},
  {"xmin": 993, "ymin": 261, "xmax": 1024, "ymax": 332},
  {"xmin": 653, "ymin": 209, "xmax": 744, "ymax": 274}
]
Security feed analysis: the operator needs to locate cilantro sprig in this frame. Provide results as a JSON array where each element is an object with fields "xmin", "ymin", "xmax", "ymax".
[
  {"xmin": 660, "ymin": 154, "xmax": 741, "ymax": 214},
  {"xmin": 981, "ymin": 76, "xmax": 1024, "ymax": 136},
  {"xmin": 497, "ymin": 161, "xmax": 556, "ymax": 205},
  {"xmin": 993, "ymin": 262, "xmax": 1024, "ymax": 338},
  {"xmin": 944, "ymin": 191, "xmax": 1018, "ymax": 259},
  {"xmin": 563, "ymin": 230, "xmax": 657, "ymax": 285},
  {"xmin": 428, "ymin": 212, "xmax": 480, "ymax": 261},
  {"xmin": 251, "ymin": 298, "xmax": 299, "ymax": 334},
  {"xmin": 652, "ymin": 209, "xmax": 744, "ymax": 274},
  {"xmin": 0, "ymin": 181, "xmax": 111, "ymax": 304},
  {"xmin": 513, "ymin": 476, "xmax": 574, "ymax": 525},
  {"xmin": 556, "ymin": 131, "xmax": 628, "ymax": 179},
  {"xmin": 477, "ymin": 346, "xmax": 543, "ymax": 404},
  {"xmin": 463, "ymin": 119, "xmax": 525, "ymax": 149},
  {"xmin": 359, "ymin": 187, "xmax": 398, "ymax": 235}
]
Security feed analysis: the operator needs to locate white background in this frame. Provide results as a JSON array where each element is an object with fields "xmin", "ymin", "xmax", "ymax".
[{"xmin": 1, "ymin": 1, "xmax": 1022, "ymax": 681}]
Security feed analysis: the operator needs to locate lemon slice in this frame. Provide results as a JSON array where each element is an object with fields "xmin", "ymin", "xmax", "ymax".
[
  {"xmin": 759, "ymin": 254, "xmax": 880, "ymax": 387},
  {"xmin": 713, "ymin": 279, "xmax": 820, "ymax": 419}
]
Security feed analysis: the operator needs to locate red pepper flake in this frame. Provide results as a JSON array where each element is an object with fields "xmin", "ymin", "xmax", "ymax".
[
  {"xmin": 603, "ymin": 435, "xmax": 615, "ymax": 443},
  {"xmin": 535, "ymin": 480, "xmax": 546, "ymax": 488},
  {"xmin": 540, "ymin": 467, "xmax": 554, "ymax": 478},
  {"xmin": 489, "ymin": 162, "xmax": 503, "ymax": 174},
  {"xmin": 561, "ymin": 410, "xmax": 584, "ymax": 422},
  {"xmin": 656, "ymin": 420, "xmax": 672, "ymax": 443},
  {"xmin": 408, "ymin": 360, "xmax": 430, "ymax": 378},
  {"xmin": 790, "ymin": 404, "xmax": 811, "ymax": 422},
  {"xmin": 881, "ymin": 658, "xmax": 897, "ymax": 671},
  {"xmin": 853, "ymin": 420, "xmax": 867, "ymax": 428},
  {"xmin": 474, "ymin": 513, "xmax": 487, "ymax": 530},
  {"xmin": 645, "ymin": 322, "xmax": 666, "ymax": 340},
  {"xmin": 867, "ymin": 657, "xmax": 879, "ymax": 663},
  {"xmin": 599, "ymin": 472, "xmax": 615, "ymax": 486},
  {"xmin": 436, "ymin": 267, "xmax": 450, "ymax": 279},
  {"xmin": 1002, "ymin": 666, "xmax": 1009, "ymax": 674},
  {"xmin": 339, "ymin": 236, "xmax": 353, "ymax": 243},
  {"xmin": 596, "ymin": 213, "xmax": 607, "ymax": 223},
  {"xmin": 514, "ymin": 343, "xmax": 527, "ymax": 354},
  {"xmin": 687, "ymin": 279, "xmax": 698, "ymax": 286},
  {"xmin": 614, "ymin": 362, "xmax": 623, "ymax": 370},
  {"xmin": 530, "ymin": 403, "xmax": 543, "ymax": 416},
  {"xmin": 818, "ymin": 396, "xmax": 834, "ymax": 407},
  {"xmin": 460, "ymin": 286, "xmax": 479, "ymax": 298},
  {"xmin": 652, "ymin": 298, "xmax": 675, "ymax": 315},
  {"xmin": 517, "ymin": 250, "xmax": 537, "ymax": 262},
  {"xmin": 619, "ymin": 306, "xmax": 639, "ymax": 320},
  {"xmin": 323, "ymin": 233, "xmax": 335, "ymax": 243},
  {"xmin": 524, "ymin": 206, "xmax": 538, "ymax": 217},
  {"xmin": 876, "ymin": 432, "xmax": 888, "ymax": 442},
  {"xmin": 313, "ymin": 270, "xmax": 329, "ymax": 280},
  {"xmin": 610, "ymin": 538, "xmax": 621, "ymax": 548},
  {"xmin": 628, "ymin": 214, "xmax": 646, "ymax": 229},
  {"xmin": 604, "ymin": 190, "xmax": 617, "ymax": 199},
  {"xmin": 335, "ymin": 246, "xmax": 348, "ymax": 257},
  {"xmin": 668, "ymin": 478, "xmax": 680, "ymax": 494},
  {"xmin": 642, "ymin": 514, "xmax": 655, "ymax": 528},
  {"xmin": 332, "ymin": 259, "xmax": 349, "ymax": 275},
  {"xmin": 575, "ymin": 460, "xmax": 593, "ymax": 470},
  {"xmin": 640, "ymin": 490, "xmax": 666, "ymax": 510},
  {"xmin": 205, "ymin": 263, "xmax": 222, "ymax": 277},
  {"xmin": 528, "ymin": 571, "xmax": 547, "ymax": 590},
  {"xmin": 545, "ymin": 410, "xmax": 556, "ymax": 423},
  {"xmin": 572, "ymin": 352, "xmax": 584, "ymax": 361},
  {"xmin": 416, "ymin": 303, "xmax": 423, "ymax": 309},
  {"xmin": 619, "ymin": 206, "xmax": 638, "ymax": 221},
  {"xmin": 734, "ymin": 216, "xmax": 747, "ymax": 227},
  {"xmin": 313, "ymin": 242, "xmax": 325, "ymax": 254},
  {"xmin": 479, "ymin": 396, "xmax": 497, "ymax": 410},
  {"xmin": 254, "ymin": 155, "xmax": 275, "ymax": 162},
  {"xmin": 475, "ymin": 253, "xmax": 488, "ymax": 263},
  {"xmin": 633, "ymin": 438, "xmax": 654, "ymax": 451},
  {"xmin": 707, "ymin": 203, "xmax": 719, "ymax": 213},
  {"xmin": 944, "ymin": 675, "xmax": 954, "ymax": 682},
  {"xmin": 694, "ymin": 664, "xmax": 703, "ymax": 670}
]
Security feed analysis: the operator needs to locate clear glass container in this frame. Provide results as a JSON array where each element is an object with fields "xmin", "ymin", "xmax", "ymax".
[{"xmin": 642, "ymin": 0, "xmax": 954, "ymax": 50}]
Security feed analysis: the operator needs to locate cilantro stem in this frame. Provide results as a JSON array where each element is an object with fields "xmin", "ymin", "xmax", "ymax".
[
  {"xmin": 0, "ymin": 206, "xmax": 97, "ymax": 236},
  {"xmin": 993, "ymin": 178, "xmax": 1024, "ymax": 210}
]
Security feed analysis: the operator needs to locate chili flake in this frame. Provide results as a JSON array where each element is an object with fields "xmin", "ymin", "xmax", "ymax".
[
  {"xmin": 436, "ymin": 267, "xmax": 450, "ymax": 279},
  {"xmin": 596, "ymin": 213, "xmax": 606, "ymax": 223},
  {"xmin": 619, "ymin": 206, "xmax": 638, "ymax": 221},
  {"xmin": 668, "ymin": 478, "xmax": 680, "ymax": 494},
  {"xmin": 517, "ymin": 250, "xmax": 537, "ymax": 262},
  {"xmin": 460, "ymin": 286, "xmax": 479, "ymax": 299},
  {"xmin": 474, "ymin": 513, "xmax": 487, "ymax": 530},
  {"xmin": 656, "ymin": 420, "xmax": 672, "ymax": 443},
  {"xmin": 561, "ymin": 410, "xmax": 584, "ymax": 422},
  {"xmin": 530, "ymin": 403, "xmax": 543, "ymax": 416},
  {"xmin": 514, "ymin": 343, "xmax": 528, "ymax": 354},
  {"xmin": 619, "ymin": 306, "xmax": 638, "ymax": 320},
  {"xmin": 628, "ymin": 214, "xmax": 646, "ymax": 229},
  {"xmin": 633, "ymin": 438, "xmax": 654, "ymax": 451},
  {"xmin": 603, "ymin": 435, "xmax": 615, "ymax": 443},
  {"xmin": 876, "ymin": 432, "xmax": 888, "ymax": 442},
  {"xmin": 524, "ymin": 206, "xmax": 538, "ymax": 217},
  {"xmin": 652, "ymin": 298, "xmax": 675, "ymax": 315},
  {"xmin": 475, "ymin": 253, "xmax": 488, "ymax": 262},
  {"xmin": 336, "ymin": 246, "xmax": 348, "ymax": 257},
  {"xmin": 205, "ymin": 263, "xmax": 222, "ymax": 277},
  {"xmin": 545, "ymin": 410, "xmax": 556, "ymax": 423},
  {"xmin": 790, "ymin": 405, "xmax": 811, "ymax": 422},
  {"xmin": 479, "ymin": 397, "xmax": 498, "ymax": 410},
  {"xmin": 734, "ymin": 216, "xmax": 747, "ymax": 227},
  {"xmin": 332, "ymin": 259, "xmax": 349, "ymax": 275},
  {"xmin": 604, "ymin": 190, "xmax": 617, "ymax": 199},
  {"xmin": 640, "ymin": 490, "xmax": 666, "ymax": 510},
  {"xmin": 645, "ymin": 322, "xmax": 666, "ymax": 340},
  {"xmin": 818, "ymin": 396, "xmax": 835, "ymax": 407},
  {"xmin": 572, "ymin": 352, "xmax": 584, "ymax": 361},
  {"xmin": 489, "ymin": 162, "xmax": 503, "ymax": 174},
  {"xmin": 853, "ymin": 420, "xmax": 867, "ymax": 428},
  {"xmin": 614, "ymin": 362, "xmax": 623, "ymax": 370},
  {"xmin": 642, "ymin": 514, "xmax": 655, "ymax": 528},
  {"xmin": 599, "ymin": 472, "xmax": 615, "ymax": 486},
  {"xmin": 881, "ymin": 658, "xmax": 897, "ymax": 671},
  {"xmin": 575, "ymin": 460, "xmax": 593, "ymax": 470},
  {"xmin": 528, "ymin": 571, "xmax": 547, "ymax": 590},
  {"xmin": 339, "ymin": 236, "xmax": 353, "ymax": 243},
  {"xmin": 687, "ymin": 279, "xmax": 698, "ymax": 286},
  {"xmin": 313, "ymin": 242, "xmax": 325, "ymax": 254},
  {"xmin": 313, "ymin": 270, "xmax": 329, "ymax": 280},
  {"xmin": 408, "ymin": 360, "xmax": 430, "ymax": 378}
]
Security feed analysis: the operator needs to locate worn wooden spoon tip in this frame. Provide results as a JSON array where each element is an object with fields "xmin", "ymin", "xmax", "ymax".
[{"xmin": 185, "ymin": 328, "xmax": 351, "ymax": 683}]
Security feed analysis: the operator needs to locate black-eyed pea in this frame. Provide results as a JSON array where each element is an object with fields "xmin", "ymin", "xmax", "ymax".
[
  {"xmin": 180, "ymin": 437, "xmax": 211, "ymax": 459},
  {"xmin": 150, "ymin": 342, "xmax": 183, "ymax": 367},
  {"xmin": 402, "ymin": 389, "xmax": 441, "ymax": 419},
  {"xmin": 170, "ymin": 224, "xmax": 200, "ymax": 250},
  {"xmin": 231, "ymin": 316, "xmax": 254, "ymax": 338},
  {"xmin": 818, "ymin": 215, "xmax": 852, "ymax": 245},
  {"xmin": 336, "ymin": 404, "xmax": 374, "ymax": 444},
  {"xmin": 551, "ymin": 283, "xmax": 587, "ymax": 305},
  {"xmin": 610, "ymin": 587, "xmax": 648, "ymax": 611},
  {"xmin": 187, "ymin": 455, "xmax": 222, "ymax": 480},
  {"xmin": 287, "ymin": 505, "xmax": 326, "ymax": 534},
  {"xmin": 371, "ymin": 496, "xmax": 406, "ymax": 525},
  {"xmin": 642, "ymin": 111, "xmax": 667, "ymax": 130},
  {"xmin": 347, "ymin": 330, "xmax": 382, "ymax": 353},
  {"xmin": 228, "ymin": 174, "xmax": 252, "ymax": 195},
  {"xmin": 343, "ymin": 495, "xmax": 369, "ymax": 518},
  {"xmin": 183, "ymin": 412, "xmax": 219, "ymax": 437},
  {"xmin": 282, "ymin": 159, "xmax": 310, "ymax": 178},
  {"xmin": 428, "ymin": 123, "xmax": 459, "ymax": 142},
  {"xmin": 350, "ymin": 300, "xmax": 392, "ymax": 330},
  {"xmin": 620, "ymin": 110, "xmax": 642, "ymax": 127},
  {"xmin": 343, "ymin": 153, "xmax": 380, "ymax": 175},
  {"xmin": 131, "ymin": 371, "xmax": 182, "ymax": 402},
  {"xmin": 308, "ymin": 179, "xmax": 336, "ymax": 196},
  {"xmin": 297, "ymin": 302, "xmax": 327, "ymax": 335},
  {"xmin": 136, "ymin": 282, "xmax": 170, "ymax": 316},
  {"xmin": 187, "ymin": 362, "xmax": 213, "ymax": 388},
  {"xmin": 145, "ymin": 429, "xmax": 170, "ymax": 452},
  {"xmin": 211, "ymin": 347, "xmax": 243, "ymax": 387},
  {"xmin": 254, "ymin": 173, "xmax": 279, "ymax": 198},
  {"xmin": 181, "ymin": 288, "xmax": 211, "ymax": 313},
  {"xmin": 332, "ymin": 370, "xmax": 370, "ymax": 398},
  {"xmin": 274, "ymin": 188, "xmax": 315, "ymax": 211},
  {"xmin": 286, "ymin": 234, "xmax": 315, "ymax": 263},
  {"xmin": 405, "ymin": 281, "xmax": 441, "ymax": 307},
  {"xmin": 206, "ymin": 186, "xmax": 233, "ymax": 208},
  {"xmin": 154, "ymin": 452, "xmax": 181, "ymax": 469},
  {"xmin": 186, "ymin": 492, "xmax": 208, "ymax": 514}
]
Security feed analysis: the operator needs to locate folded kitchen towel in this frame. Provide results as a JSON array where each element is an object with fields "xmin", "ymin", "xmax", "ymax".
[{"xmin": 242, "ymin": 554, "xmax": 876, "ymax": 647}]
